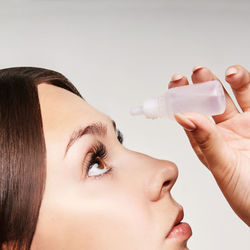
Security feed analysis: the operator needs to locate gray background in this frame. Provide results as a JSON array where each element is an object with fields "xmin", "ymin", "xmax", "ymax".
[{"xmin": 1, "ymin": 0, "xmax": 249, "ymax": 249}]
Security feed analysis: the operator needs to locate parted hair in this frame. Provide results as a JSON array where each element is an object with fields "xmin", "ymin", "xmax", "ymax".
[{"xmin": 0, "ymin": 67, "xmax": 82, "ymax": 250}]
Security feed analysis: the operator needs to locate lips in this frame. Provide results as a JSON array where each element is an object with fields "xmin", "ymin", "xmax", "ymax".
[
  {"xmin": 173, "ymin": 209, "xmax": 184, "ymax": 227},
  {"xmin": 165, "ymin": 208, "xmax": 192, "ymax": 241}
]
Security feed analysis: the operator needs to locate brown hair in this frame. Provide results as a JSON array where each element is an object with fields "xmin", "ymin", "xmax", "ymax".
[{"xmin": 0, "ymin": 67, "xmax": 83, "ymax": 250}]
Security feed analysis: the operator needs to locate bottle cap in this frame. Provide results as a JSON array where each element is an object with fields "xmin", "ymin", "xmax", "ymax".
[
  {"xmin": 130, "ymin": 98, "xmax": 159, "ymax": 119},
  {"xmin": 143, "ymin": 98, "xmax": 159, "ymax": 119}
]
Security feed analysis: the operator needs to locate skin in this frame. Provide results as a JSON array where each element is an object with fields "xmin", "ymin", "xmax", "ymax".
[
  {"xmin": 31, "ymin": 83, "xmax": 190, "ymax": 250},
  {"xmin": 169, "ymin": 64, "xmax": 250, "ymax": 226}
]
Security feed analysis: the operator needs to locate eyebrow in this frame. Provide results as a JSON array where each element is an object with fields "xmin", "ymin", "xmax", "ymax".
[{"xmin": 64, "ymin": 120, "xmax": 117, "ymax": 158}]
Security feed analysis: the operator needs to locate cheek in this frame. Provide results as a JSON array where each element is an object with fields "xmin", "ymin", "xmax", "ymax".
[{"xmin": 35, "ymin": 184, "xmax": 155, "ymax": 250}]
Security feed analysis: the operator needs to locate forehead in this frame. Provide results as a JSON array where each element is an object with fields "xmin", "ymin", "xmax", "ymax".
[{"xmin": 37, "ymin": 83, "xmax": 111, "ymax": 149}]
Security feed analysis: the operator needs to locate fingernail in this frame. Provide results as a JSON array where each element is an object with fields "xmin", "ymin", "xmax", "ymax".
[
  {"xmin": 171, "ymin": 73, "xmax": 183, "ymax": 81},
  {"xmin": 225, "ymin": 67, "xmax": 238, "ymax": 77},
  {"xmin": 192, "ymin": 65, "xmax": 203, "ymax": 73},
  {"xmin": 174, "ymin": 113, "xmax": 197, "ymax": 131}
]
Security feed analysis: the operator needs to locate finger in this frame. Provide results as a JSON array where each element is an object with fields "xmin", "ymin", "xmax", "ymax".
[
  {"xmin": 225, "ymin": 65, "xmax": 250, "ymax": 112},
  {"xmin": 173, "ymin": 109, "xmax": 207, "ymax": 165},
  {"xmin": 174, "ymin": 113, "xmax": 206, "ymax": 166},
  {"xmin": 168, "ymin": 73, "xmax": 189, "ymax": 89},
  {"xmin": 184, "ymin": 130, "xmax": 208, "ymax": 166},
  {"xmin": 174, "ymin": 112, "xmax": 235, "ymax": 179},
  {"xmin": 191, "ymin": 66, "xmax": 239, "ymax": 124}
]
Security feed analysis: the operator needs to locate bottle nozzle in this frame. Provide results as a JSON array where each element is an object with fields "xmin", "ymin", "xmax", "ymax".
[{"xmin": 130, "ymin": 106, "xmax": 143, "ymax": 116}]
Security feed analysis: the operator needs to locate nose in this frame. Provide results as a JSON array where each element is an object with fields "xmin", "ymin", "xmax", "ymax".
[
  {"xmin": 121, "ymin": 149, "xmax": 179, "ymax": 202},
  {"xmin": 146, "ymin": 158, "xmax": 179, "ymax": 202}
]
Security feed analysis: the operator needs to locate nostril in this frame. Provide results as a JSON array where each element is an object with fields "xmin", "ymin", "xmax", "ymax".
[
  {"xmin": 163, "ymin": 180, "xmax": 171, "ymax": 187},
  {"xmin": 149, "ymin": 162, "xmax": 178, "ymax": 201}
]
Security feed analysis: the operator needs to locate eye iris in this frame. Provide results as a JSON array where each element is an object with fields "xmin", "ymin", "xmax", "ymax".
[
  {"xmin": 87, "ymin": 157, "xmax": 109, "ymax": 177},
  {"xmin": 96, "ymin": 157, "xmax": 105, "ymax": 169}
]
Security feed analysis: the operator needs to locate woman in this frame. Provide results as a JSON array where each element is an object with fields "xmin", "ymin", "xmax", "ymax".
[
  {"xmin": 0, "ymin": 67, "xmax": 191, "ymax": 250},
  {"xmin": 0, "ymin": 66, "xmax": 249, "ymax": 250}
]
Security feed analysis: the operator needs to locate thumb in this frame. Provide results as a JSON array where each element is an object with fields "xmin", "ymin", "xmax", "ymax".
[{"xmin": 174, "ymin": 112, "xmax": 235, "ymax": 178}]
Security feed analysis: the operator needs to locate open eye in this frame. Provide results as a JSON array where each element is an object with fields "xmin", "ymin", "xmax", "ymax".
[{"xmin": 87, "ymin": 157, "xmax": 110, "ymax": 177}]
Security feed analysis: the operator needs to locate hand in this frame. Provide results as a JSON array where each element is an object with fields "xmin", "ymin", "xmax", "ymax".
[{"xmin": 169, "ymin": 65, "xmax": 250, "ymax": 226}]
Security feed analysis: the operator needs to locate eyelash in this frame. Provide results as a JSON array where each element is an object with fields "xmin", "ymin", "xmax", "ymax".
[
  {"xmin": 83, "ymin": 142, "xmax": 112, "ymax": 180},
  {"xmin": 117, "ymin": 130, "xmax": 123, "ymax": 144}
]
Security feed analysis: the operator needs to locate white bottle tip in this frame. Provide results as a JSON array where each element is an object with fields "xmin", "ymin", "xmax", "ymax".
[{"xmin": 130, "ymin": 106, "xmax": 143, "ymax": 116}]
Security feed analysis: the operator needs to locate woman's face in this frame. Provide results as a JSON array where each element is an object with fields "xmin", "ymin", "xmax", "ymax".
[{"xmin": 32, "ymin": 84, "xmax": 192, "ymax": 250}]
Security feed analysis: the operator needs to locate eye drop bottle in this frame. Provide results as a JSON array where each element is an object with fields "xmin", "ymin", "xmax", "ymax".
[{"xmin": 130, "ymin": 80, "xmax": 226, "ymax": 119}]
